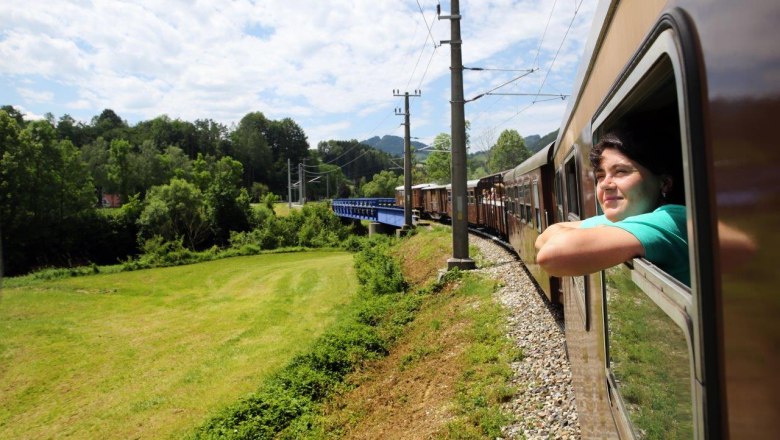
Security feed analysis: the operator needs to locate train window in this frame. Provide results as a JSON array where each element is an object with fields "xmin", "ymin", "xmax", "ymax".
[
  {"xmin": 521, "ymin": 183, "xmax": 526, "ymax": 223},
  {"xmin": 591, "ymin": 21, "xmax": 708, "ymax": 439},
  {"xmin": 555, "ymin": 170, "xmax": 564, "ymax": 223},
  {"xmin": 533, "ymin": 181, "xmax": 541, "ymax": 232},
  {"xmin": 564, "ymin": 155, "xmax": 580, "ymax": 219},
  {"xmin": 605, "ymin": 262, "xmax": 694, "ymax": 439}
]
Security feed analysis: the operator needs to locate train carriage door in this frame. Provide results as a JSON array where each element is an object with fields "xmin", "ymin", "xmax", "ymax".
[{"xmin": 591, "ymin": 13, "xmax": 715, "ymax": 439}]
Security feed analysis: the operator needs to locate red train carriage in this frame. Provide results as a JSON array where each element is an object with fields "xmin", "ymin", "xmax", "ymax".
[
  {"xmin": 475, "ymin": 172, "xmax": 507, "ymax": 238},
  {"xmin": 466, "ymin": 179, "xmax": 479, "ymax": 225},
  {"xmin": 394, "ymin": 183, "xmax": 430, "ymax": 214},
  {"xmin": 421, "ymin": 184, "xmax": 449, "ymax": 220}
]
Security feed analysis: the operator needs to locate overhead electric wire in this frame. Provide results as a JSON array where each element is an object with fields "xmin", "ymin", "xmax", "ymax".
[
  {"xmin": 465, "ymin": 69, "xmax": 537, "ymax": 103},
  {"xmin": 532, "ymin": 0, "xmax": 584, "ymax": 103},
  {"xmin": 532, "ymin": 0, "xmax": 558, "ymax": 70},
  {"xmin": 405, "ymin": 2, "xmax": 439, "ymax": 92},
  {"xmin": 471, "ymin": 0, "xmax": 583, "ymax": 148}
]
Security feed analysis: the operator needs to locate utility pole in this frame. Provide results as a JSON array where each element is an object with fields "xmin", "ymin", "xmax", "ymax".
[
  {"xmin": 440, "ymin": 0, "xmax": 475, "ymax": 270},
  {"xmin": 393, "ymin": 89, "xmax": 421, "ymax": 229},
  {"xmin": 288, "ymin": 158, "xmax": 292, "ymax": 209},
  {"xmin": 298, "ymin": 162, "xmax": 303, "ymax": 205},
  {"xmin": 301, "ymin": 158, "xmax": 306, "ymax": 204}
]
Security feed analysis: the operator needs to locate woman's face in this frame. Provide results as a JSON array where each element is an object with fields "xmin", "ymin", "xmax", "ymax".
[{"xmin": 595, "ymin": 147, "xmax": 662, "ymax": 222}]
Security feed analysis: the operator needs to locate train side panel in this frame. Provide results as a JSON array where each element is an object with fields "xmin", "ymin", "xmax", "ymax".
[
  {"xmin": 552, "ymin": 1, "xmax": 669, "ymax": 437},
  {"xmin": 504, "ymin": 145, "xmax": 558, "ymax": 303}
]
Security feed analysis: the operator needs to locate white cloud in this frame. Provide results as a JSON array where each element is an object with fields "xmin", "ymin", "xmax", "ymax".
[{"xmin": 0, "ymin": 0, "xmax": 597, "ymax": 147}]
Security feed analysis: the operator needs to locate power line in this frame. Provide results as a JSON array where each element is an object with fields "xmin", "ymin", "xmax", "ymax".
[
  {"xmin": 533, "ymin": 0, "xmax": 584, "ymax": 103},
  {"xmin": 406, "ymin": 1, "xmax": 439, "ymax": 91},
  {"xmin": 465, "ymin": 69, "xmax": 537, "ymax": 103},
  {"xmin": 532, "ymin": 0, "xmax": 559, "ymax": 70}
]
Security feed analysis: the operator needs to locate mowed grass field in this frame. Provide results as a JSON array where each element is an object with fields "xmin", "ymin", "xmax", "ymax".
[{"xmin": 0, "ymin": 251, "xmax": 357, "ymax": 439}]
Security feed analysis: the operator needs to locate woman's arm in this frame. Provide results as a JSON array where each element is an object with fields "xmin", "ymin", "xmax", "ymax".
[{"xmin": 535, "ymin": 223, "xmax": 645, "ymax": 277}]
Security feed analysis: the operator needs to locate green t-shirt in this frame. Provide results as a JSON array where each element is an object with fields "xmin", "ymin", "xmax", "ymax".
[{"xmin": 580, "ymin": 204, "xmax": 689, "ymax": 286}]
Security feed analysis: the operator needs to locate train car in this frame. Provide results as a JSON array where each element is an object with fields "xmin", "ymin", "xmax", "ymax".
[
  {"xmin": 475, "ymin": 172, "xmax": 507, "ymax": 238},
  {"xmin": 546, "ymin": 0, "xmax": 780, "ymax": 438},
  {"xmin": 466, "ymin": 179, "xmax": 479, "ymax": 225},
  {"xmin": 503, "ymin": 143, "xmax": 557, "ymax": 302},
  {"xmin": 421, "ymin": 183, "xmax": 449, "ymax": 220},
  {"xmin": 394, "ymin": 183, "xmax": 430, "ymax": 214}
]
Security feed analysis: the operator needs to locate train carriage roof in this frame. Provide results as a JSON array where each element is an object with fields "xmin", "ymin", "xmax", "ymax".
[{"xmin": 503, "ymin": 142, "xmax": 554, "ymax": 182}]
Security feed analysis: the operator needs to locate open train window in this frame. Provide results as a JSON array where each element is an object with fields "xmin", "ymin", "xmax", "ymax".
[
  {"xmin": 564, "ymin": 154, "xmax": 581, "ymax": 220},
  {"xmin": 533, "ymin": 181, "xmax": 541, "ymax": 232},
  {"xmin": 591, "ymin": 18, "xmax": 711, "ymax": 439},
  {"xmin": 554, "ymin": 170, "xmax": 564, "ymax": 223}
]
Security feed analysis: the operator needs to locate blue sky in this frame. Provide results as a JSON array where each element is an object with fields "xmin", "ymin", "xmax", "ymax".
[{"xmin": 0, "ymin": 0, "xmax": 597, "ymax": 151}]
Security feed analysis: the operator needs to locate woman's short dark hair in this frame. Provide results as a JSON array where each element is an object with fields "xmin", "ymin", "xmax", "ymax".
[{"xmin": 591, "ymin": 122, "xmax": 685, "ymax": 204}]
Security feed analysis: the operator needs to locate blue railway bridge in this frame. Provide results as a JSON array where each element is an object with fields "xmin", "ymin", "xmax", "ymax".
[{"xmin": 331, "ymin": 198, "xmax": 408, "ymax": 228}]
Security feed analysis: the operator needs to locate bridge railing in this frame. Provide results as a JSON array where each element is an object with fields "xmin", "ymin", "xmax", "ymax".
[{"xmin": 332, "ymin": 198, "xmax": 404, "ymax": 226}]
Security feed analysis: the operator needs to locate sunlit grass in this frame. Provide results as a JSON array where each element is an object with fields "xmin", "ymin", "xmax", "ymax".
[{"xmin": 0, "ymin": 251, "xmax": 357, "ymax": 439}]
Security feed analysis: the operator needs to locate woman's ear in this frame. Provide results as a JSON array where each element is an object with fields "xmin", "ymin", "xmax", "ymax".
[{"xmin": 660, "ymin": 175, "xmax": 673, "ymax": 195}]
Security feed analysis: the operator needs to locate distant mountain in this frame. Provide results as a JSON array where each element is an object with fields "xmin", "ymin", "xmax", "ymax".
[
  {"xmin": 360, "ymin": 135, "xmax": 428, "ymax": 157},
  {"xmin": 525, "ymin": 130, "xmax": 559, "ymax": 153}
]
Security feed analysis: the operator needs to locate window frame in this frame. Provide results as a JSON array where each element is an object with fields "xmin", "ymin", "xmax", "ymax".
[{"xmin": 590, "ymin": 10, "xmax": 715, "ymax": 437}]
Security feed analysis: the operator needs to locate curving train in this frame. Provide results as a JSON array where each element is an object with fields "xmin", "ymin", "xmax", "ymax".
[{"xmin": 394, "ymin": 1, "xmax": 780, "ymax": 438}]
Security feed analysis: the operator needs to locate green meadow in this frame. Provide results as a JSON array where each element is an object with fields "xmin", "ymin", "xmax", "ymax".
[{"xmin": 0, "ymin": 251, "xmax": 357, "ymax": 439}]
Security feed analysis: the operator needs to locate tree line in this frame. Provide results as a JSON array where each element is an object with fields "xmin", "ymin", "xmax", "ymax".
[{"xmin": 0, "ymin": 106, "xmax": 401, "ymax": 276}]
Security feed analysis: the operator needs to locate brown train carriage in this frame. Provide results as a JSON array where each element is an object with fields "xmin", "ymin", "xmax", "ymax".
[
  {"xmin": 547, "ymin": 0, "xmax": 780, "ymax": 438},
  {"xmin": 466, "ymin": 179, "xmax": 479, "ymax": 225},
  {"xmin": 475, "ymin": 172, "xmax": 507, "ymax": 238},
  {"xmin": 421, "ymin": 184, "xmax": 449, "ymax": 220},
  {"xmin": 503, "ymin": 143, "xmax": 557, "ymax": 302},
  {"xmin": 394, "ymin": 183, "xmax": 430, "ymax": 213}
]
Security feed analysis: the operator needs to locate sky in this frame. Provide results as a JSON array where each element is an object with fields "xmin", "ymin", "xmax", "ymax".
[{"xmin": 0, "ymin": 0, "xmax": 597, "ymax": 152}]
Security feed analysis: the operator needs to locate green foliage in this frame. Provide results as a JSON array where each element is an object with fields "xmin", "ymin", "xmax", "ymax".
[
  {"xmin": 0, "ymin": 113, "xmax": 97, "ymax": 275},
  {"xmin": 487, "ymin": 129, "xmax": 532, "ymax": 173},
  {"xmin": 425, "ymin": 132, "xmax": 452, "ymax": 184},
  {"xmin": 262, "ymin": 192, "xmax": 280, "ymax": 210},
  {"xmin": 353, "ymin": 240, "xmax": 407, "ymax": 295},
  {"xmin": 137, "ymin": 178, "xmax": 211, "ymax": 249},
  {"xmin": 447, "ymin": 275, "xmax": 517, "ymax": 439},
  {"xmin": 190, "ymin": 238, "xmax": 411, "ymax": 440},
  {"xmin": 360, "ymin": 170, "xmax": 402, "ymax": 197}
]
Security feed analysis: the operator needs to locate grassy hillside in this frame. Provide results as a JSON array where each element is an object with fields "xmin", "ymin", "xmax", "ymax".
[{"xmin": 0, "ymin": 251, "xmax": 357, "ymax": 439}]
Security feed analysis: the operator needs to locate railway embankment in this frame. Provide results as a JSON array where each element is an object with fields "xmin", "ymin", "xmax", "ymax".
[{"xmin": 470, "ymin": 234, "xmax": 581, "ymax": 439}]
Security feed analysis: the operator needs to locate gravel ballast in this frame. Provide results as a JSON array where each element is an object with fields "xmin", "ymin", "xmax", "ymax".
[{"xmin": 470, "ymin": 234, "xmax": 581, "ymax": 440}]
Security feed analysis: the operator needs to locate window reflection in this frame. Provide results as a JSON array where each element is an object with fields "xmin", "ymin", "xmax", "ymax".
[{"xmin": 605, "ymin": 264, "xmax": 693, "ymax": 439}]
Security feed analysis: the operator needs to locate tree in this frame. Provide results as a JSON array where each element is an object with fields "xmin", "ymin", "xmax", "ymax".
[
  {"xmin": 0, "ymin": 113, "xmax": 95, "ymax": 274},
  {"xmin": 91, "ymin": 108, "xmax": 128, "ymax": 141},
  {"xmin": 488, "ymin": 129, "xmax": 531, "ymax": 173},
  {"xmin": 265, "ymin": 118, "xmax": 309, "ymax": 195},
  {"xmin": 205, "ymin": 157, "xmax": 251, "ymax": 243},
  {"xmin": 425, "ymin": 133, "xmax": 452, "ymax": 184},
  {"xmin": 107, "ymin": 138, "xmax": 134, "ymax": 200},
  {"xmin": 1, "ymin": 105, "xmax": 24, "ymax": 125},
  {"xmin": 137, "ymin": 178, "xmax": 210, "ymax": 249},
  {"xmin": 361, "ymin": 170, "xmax": 402, "ymax": 197},
  {"xmin": 231, "ymin": 112, "xmax": 273, "ymax": 188}
]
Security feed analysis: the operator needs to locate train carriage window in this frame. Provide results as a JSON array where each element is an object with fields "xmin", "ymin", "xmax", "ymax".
[
  {"xmin": 555, "ymin": 171, "xmax": 564, "ymax": 223},
  {"xmin": 533, "ymin": 181, "xmax": 541, "ymax": 232},
  {"xmin": 591, "ymin": 22, "xmax": 708, "ymax": 439},
  {"xmin": 564, "ymin": 155, "xmax": 580, "ymax": 220}
]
